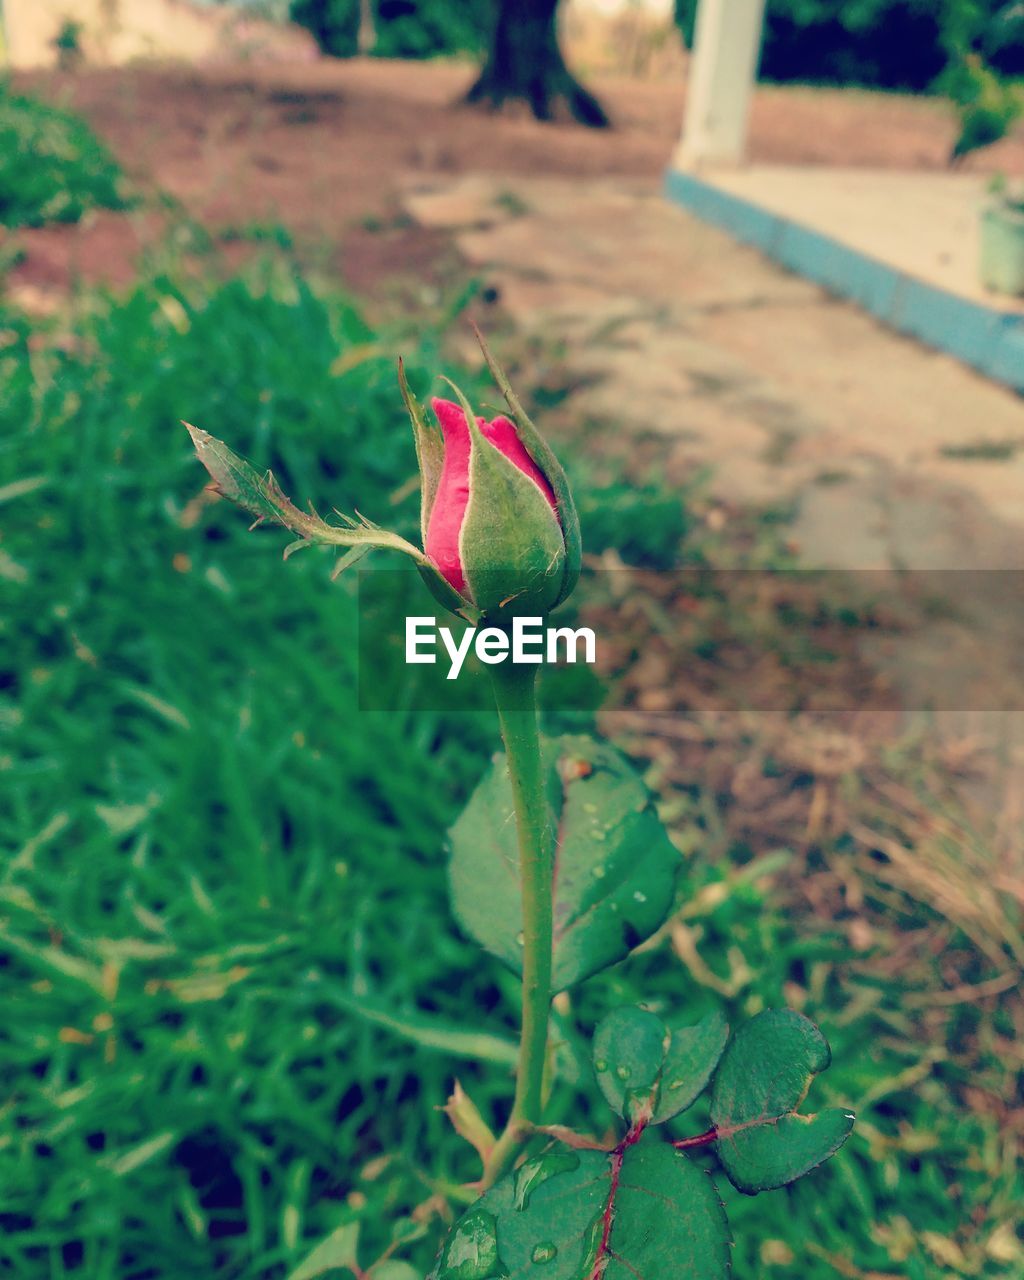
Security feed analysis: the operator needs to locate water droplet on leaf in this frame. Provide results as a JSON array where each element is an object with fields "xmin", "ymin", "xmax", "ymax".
[
  {"xmin": 531, "ymin": 1243, "xmax": 558, "ymax": 1265},
  {"xmin": 437, "ymin": 1207, "xmax": 507, "ymax": 1280},
  {"xmin": 615, "ymin": 1064, "xmax": 631, "ymax": 1081},
  {"xmin": 592, "ymin": 865, "xmax": 606, "ymax": 879},
  {"xmin": 633, "ymin": 891, "xmax": 647, "ymax": 903},
  {"xmin": 579, "ymin": 1213, "xmax": 606, "ymax": 1276},
  {"xmin": 515, "ymin": 932, "xmax": 525, "ymax": 946},
  {"xmin": 594, "ymin": 1058, "xmax": 608, "ymax": 1072},
  {"xmin": 512, "ymin": 1150, "xmax": 581, "ymax": 1211}
]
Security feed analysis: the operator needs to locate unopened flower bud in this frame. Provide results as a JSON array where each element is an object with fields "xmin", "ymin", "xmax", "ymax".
[
  {"xmin": 188, "ymin": 330, "xmax": 580, "ymax": 625},
  {"xmin": 420, "ymin": 393, "xmax": 571, "ymax": 617}
]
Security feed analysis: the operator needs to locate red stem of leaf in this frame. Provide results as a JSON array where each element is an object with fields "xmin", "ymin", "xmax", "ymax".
[
  {"xmin": 671, "ymin": 1126, "xmax": 718, "ymax": 1151},
  {"xmin": 589, "ymin": 1121, "xmax": 646, "ymax": 1280},
  {"xmin": 587, "ymin": 1123, "xmax": 720, "ymax": 1278}
]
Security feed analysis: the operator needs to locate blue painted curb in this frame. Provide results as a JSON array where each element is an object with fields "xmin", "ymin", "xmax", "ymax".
[{"xmin": 664, "ymin": 169, "xmax": 1024, "ymax": 395}]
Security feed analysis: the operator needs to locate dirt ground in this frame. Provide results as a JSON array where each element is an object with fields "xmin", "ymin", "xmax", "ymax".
[{"xmin": 8, "ymin": 56, "xmax": 1024, "ymax": 297}]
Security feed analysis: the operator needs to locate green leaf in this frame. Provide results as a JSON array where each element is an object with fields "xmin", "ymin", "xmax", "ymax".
[
  {"xmin": 593, "ymin": 1007, "xmax": 667, "ymax": 1122},
  {"xmin": 710, "ymin": 1009, "xmax": 855, "ymax": 1194},
  {"xmin": 428, "ymin": 1136, "xmax": 729, "ymax": 1280},
  {"xmin": 603, "ymin": 1139, "xmax": 729, "ymax": 1280},
  {"xmin": 655, "ymin": 1009, "xmax": 731, "ymax": 1123},
  {"xmin": 593, "ymin": 1006, "xmax": 729, "ymax": 1125},
  {"xmin": 288, "ymin": 1222, "xmax": 360, "ymax": 1280},
  {"xmin": 448, "ymin": 734, "xmax": 680, "ymax": 991}
]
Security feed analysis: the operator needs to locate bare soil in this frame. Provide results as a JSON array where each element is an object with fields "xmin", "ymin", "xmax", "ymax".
[{"xmin": 8, "ymin": 57, "xmax": 1024, "ymax": 296}]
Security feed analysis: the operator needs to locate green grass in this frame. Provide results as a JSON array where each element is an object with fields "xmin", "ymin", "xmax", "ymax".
[
  {"xmin": 2, "ymin": 258, "xmax": 1022, "ymax": 1280},
  {"xmin": 0, "ymin": 263, "xmax": 500, "ymax": 1277},
  {"xmin": 0, "ymin": 82, "xmax": 128, "ymax": 227}
]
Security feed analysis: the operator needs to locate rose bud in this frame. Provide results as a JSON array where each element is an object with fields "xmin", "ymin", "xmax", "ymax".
[
  {"xmin": 417, "ymin": 395, "xmax": 565, "ymax": 616},
  {"xmin": 187, "ymin": 330, "xmax": 579, "ymax": 624},
  {"xmin": 400, "ymin": 334, "xmax": 580, "ymax": 620}
]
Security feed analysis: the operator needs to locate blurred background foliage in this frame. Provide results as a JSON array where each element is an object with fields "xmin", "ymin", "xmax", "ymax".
[
  {"xmin": 288, "ymin": 0, "xmax": 492, "ymax": 59},
  {"xmin": 673, "ymin": 0, "xmax": 1024, "ymax": 90},
  {"xmin": 0, "ymin": 81, "xmax": 128, "ymax": 227},
  {"xmin": 282, "ymin": 0, "xmax": 1024, "ymax": 90}
]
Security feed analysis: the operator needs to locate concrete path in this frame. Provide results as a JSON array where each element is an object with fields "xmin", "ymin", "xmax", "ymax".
[
  {"xmin": 405, "ymin": 175, "xmax": 1024, "ymax": 758},
  {"xmin": 404, "ymin": 173, "xmax": 1024, "ymax": 573},
  {"xmin": 707, "ymin": 165, "xmax": 1024, "ymax": 313}
]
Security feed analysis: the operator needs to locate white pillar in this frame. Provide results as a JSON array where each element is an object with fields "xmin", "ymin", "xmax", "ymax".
[{"xmin": 674, "ymin": 0, "xmax": 767, "ymax": 170}]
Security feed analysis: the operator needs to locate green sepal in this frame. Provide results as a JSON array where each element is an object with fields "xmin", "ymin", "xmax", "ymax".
[
  {"xmin": 473, "ymin": 327, "xmax": 581, "ymax": 607},
  {"xmin": 593, "ymin": 1006, "xmax": 729, "ymax": 1126},
  {"xmin": 416, "ymin": 562, "xmax": 481, "ymax": 623},
  {"xmin": 710, "ymin": 1009, "xmax": 855, "ymax": 1194},
  {"xmin": 398, "ymin": 357, "xmax": 444, "ymax": 547},
  {"xmin": 186, "ymin": 424, "xmax": 455, "ymax": 603}
]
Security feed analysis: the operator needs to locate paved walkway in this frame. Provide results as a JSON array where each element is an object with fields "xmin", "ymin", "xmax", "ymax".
[
  {"xmin": 405, "ymin": 175, "xmax": 1024, "ymax": 754},
  {"xmin": 404, "ymin": 173, "xmax": 1024, "ymax": 572},
  {"xmin": 707, "ymin": 165, "xmax": 1024, "ymax": 313}
]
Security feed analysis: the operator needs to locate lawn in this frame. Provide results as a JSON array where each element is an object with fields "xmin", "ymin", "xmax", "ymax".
[
  {"xmin": 0, "ymin": 80, "xmax": 127, "ymax": 227},
  {"xmin": 1, "ymin": 84, "xmax": 1021, "ymax": 1280}
]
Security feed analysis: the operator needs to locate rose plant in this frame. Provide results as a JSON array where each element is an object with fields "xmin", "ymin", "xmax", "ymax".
[{"xmin": 187, "ymin": 330, "xmax": 854, "ymax": 1278}]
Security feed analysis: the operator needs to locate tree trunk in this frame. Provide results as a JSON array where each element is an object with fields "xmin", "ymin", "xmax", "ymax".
[{"xmin": 467, "ymin": 0, "xmax": 609, "ymax": 127}]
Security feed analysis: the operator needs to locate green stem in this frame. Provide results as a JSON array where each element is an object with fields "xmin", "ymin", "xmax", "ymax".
[{"xmin": 481, "ymin": 658, "xmax": 553, "ymax": 1188}]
